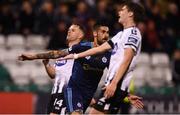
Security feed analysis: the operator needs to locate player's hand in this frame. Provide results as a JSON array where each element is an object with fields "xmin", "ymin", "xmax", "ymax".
[
  {"xmin": 18, "ymin": 53, "xmax": 36, "ymax": 61},
  {"xmin": 42, "ymin": 59, "xmax": 49, "ymax": 65},
  {"xmin": 128, "ymin": 94, "xmax": 144, "ymax": 109},
  {"xmin": 104, "ymin": 83, "xmax": 117, "ymax": 99},
  {"xmin": 57, "ymin": 54, "xmax": 74, "ymax": 61}
]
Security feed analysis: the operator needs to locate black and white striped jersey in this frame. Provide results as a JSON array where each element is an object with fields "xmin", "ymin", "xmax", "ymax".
[
  {"xmin": 106, "ymin": 27, "xmax": 142, "ymax": 92},
  {"xmin": 51, "ymin": 59, "xmax": 74, "ymax": 94}
]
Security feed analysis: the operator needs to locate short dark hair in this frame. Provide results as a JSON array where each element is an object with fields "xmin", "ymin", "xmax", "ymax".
[
  {"xmin": 123, "ymin": 2, "xmax": 145, "ymax": 24},
  {"xmin": 93, "ymin": 22, "xmax": 108, "ymax": 31},
  {"xmin": 73, "ymin": 23, "xmax": 86, "ymax": 35}
]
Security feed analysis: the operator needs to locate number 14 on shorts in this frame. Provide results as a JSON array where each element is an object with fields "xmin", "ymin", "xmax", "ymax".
[{"xmin": 54, "ymin": 98, "xmax": 63, "ymax": 107}]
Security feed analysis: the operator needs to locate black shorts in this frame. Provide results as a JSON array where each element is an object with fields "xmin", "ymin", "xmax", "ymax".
[
  {"xmin": 47, "ymin": 93, "xmax": 66, "ymax": 114},
  {"xmin": 92, "ymin": 88, "xmax": 128, "ymax": 114}
]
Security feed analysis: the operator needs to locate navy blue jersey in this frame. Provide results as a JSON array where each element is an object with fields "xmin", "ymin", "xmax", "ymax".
[
  {"xmin": 68, "ymin": 42, "xmax": 110, "ymax": 92},
  {"xmin": 81, "ymin": 52, "xmax": 111, "ymax": 96},
  {"xmin": 66, "ymin": 42, "xmax": 111, "ymax": 112}
]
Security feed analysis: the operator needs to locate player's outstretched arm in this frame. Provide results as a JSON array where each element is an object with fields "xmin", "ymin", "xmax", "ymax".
[
  {"xmin": 42, "ymin": 59, "xmax": 55, "ymax": 79},
  {"xmin": 127, "ymin": 94, "xmax": 144, "ymax": 109},
  {"xmin": 60, "ymin": 42, "xmax": 112, "ymax": 61},
  {"xmin": 18, "ymin": 50, "xmax": 69, "ymax": 61},
  {"xmin": 76, "ymin": 42, "xmax": 111, "ymax": 59}
]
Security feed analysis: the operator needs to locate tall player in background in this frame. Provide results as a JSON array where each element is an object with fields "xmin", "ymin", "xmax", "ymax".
[{"xmin": 61, "ymin": 2, "xmax": 145, "ymax": 114}]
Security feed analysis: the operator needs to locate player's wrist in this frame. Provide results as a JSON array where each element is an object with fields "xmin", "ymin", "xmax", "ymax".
[
  {"xmin": 74, "ymin": 53, "xmax": 79, "ymax": 59},
  {"xmin": 111, "ymin": 79, "xmax": 118, "ymax": 85},
  {"xmin": 26, "ymin": 54, "xmax": 36, "ymax": 60}
]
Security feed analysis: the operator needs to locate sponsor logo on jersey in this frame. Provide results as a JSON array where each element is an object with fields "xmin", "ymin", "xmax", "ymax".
[
  {"xmin": 55, "ymin": 60, "xmax": 67, "ymax": 66},
  {"xmin": 128, "ymin": 37, "xmax": 138, "ymax": 44}
]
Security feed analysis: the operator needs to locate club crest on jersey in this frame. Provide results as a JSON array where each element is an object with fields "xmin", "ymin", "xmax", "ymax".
[
  {"xmin": 55, "ymin": 60, "xmax": 67, "ymax": 66},
  {"xmin": 77, "ymin": 102, "xmax": 82, "ymax": 107},
  {"xmin": 102, "ymin": 57, "xmax": 107, "ymax": 63},
  {"xmin": 68, "ymin": 47, "xmax": 72, "ymax": 51},
  {"xmin": 85, "ymin": 56, "xmax": 91, "ymax": 60}
]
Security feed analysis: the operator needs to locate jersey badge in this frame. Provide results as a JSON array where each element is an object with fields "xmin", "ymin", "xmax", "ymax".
[
  {"xmin": 85, "ymin": 56, "xmax": 91, "ymax": 60},
  {"xmin": 77, "ymin": 102, "xmax": 82, "ymax": 107},
  {"xmin": 68, "ymin": 47, "xmax": 72, "ymax": 51},
  {"xmin": 102, "ymin": 57, "xmax": 107, "ymax": 63}
]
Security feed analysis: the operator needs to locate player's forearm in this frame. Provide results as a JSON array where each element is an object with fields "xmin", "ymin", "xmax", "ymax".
[
  {"xmin": 77, "ymin": 42, "xmax": 111, "ymax": 58},
  {"xmin": 77, "ymin": 47, "xmax": 101, "ymax": 58},
  {"xmin": 111, "ymin": 61, "xmax": 130, "ymax": 85},
  {"xmin": 35, "ymin": 50, "xmax": 68, "ymax": 59},
  {"xmin": 44, "ymin": 65, "xmax": 55, "ymax": 79},
  {"xmin": 112, "ymin": 48, "xmax": 134, "ymax": 85}
]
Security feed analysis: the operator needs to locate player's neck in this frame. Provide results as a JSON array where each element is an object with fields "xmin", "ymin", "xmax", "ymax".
[
  {"xmin": 93, "ymin": 37, "xmax": 99, "ymax": 47},
  {"xmin": 68, "ymin": 40, "xmax": 81, "ymax": 47},
  {"xmin": 123, "ymin": 19, "xmax": 136, "ymax": 29}
]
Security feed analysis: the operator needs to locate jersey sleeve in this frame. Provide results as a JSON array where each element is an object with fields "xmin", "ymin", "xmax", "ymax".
[
  {"xmin": 124, "ymin": 29, "xmax": 141, "ymax": 53},
  {"xmin": 107, "ymin": 32, "xmax": 122, "ymax": 49}
]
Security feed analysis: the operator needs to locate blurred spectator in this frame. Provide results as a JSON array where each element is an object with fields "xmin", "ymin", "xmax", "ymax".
[
  {"xmin": 145, "ymin": 20, "xmax": 162, "ymax": 53},
  {"xmin": 19, "ymin": 1, "xmax": 35, "ymax": 35},
  {"xmin": 54, "ymin": 2, "xmax": 71, "ymax": 25},
  {"xmin": 85, "ymin": 17, "xmax": 96, "ymax": 41},
  {"xmin": 75, "ymin": 0, "xmax": 90, "ymax": 26},
  {"xmin": 138, "ymin": 22, "xmax": 149, "ymax": 52},
  {"xmin": 0, "ymin": 3, "xmax": 16, "ymax": 35},
  {"xmin": 172, "ymin": 47, "xmax": 180, "ymax": 85},
  {"xmin": 166, "ymin": 2, "xmax": 179, "ymax": 37},
  {"xmin": 47, "ymin": 20, "xmax": 68, "ymax": 50},
  {"xmin": 147, "ymin": 1, "xmax": 163, "ymax": 31},
  {"xmin": 85, "ymin": 0, "xmax": 95, "ymax": 8},
  {"xmin": 95, "ymin": 0, "xmax": 111, "ymax": 28},
  {"xmin": 37, "ymin": 1, "xmax": 54, "ymax": 35},
  {"xmin": 161, "ymin": 2, "xmax": 180, "ymax": 55}
]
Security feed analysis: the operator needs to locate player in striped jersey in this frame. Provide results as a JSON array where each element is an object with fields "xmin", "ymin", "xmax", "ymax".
[
  {"xmin": 18, "ymin": 24, "xmax": 86, "ymax": 114},
  {"xmin": 61, "ymin": 1, "xmax": 145, "ymax": 114},
  {"xmin": 43, "ymin": 59, "xmax": 73, "ymax": 114},
  {"xmin": 43, "ymin": 59, "xmax": 74, "ymax": 114}
]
